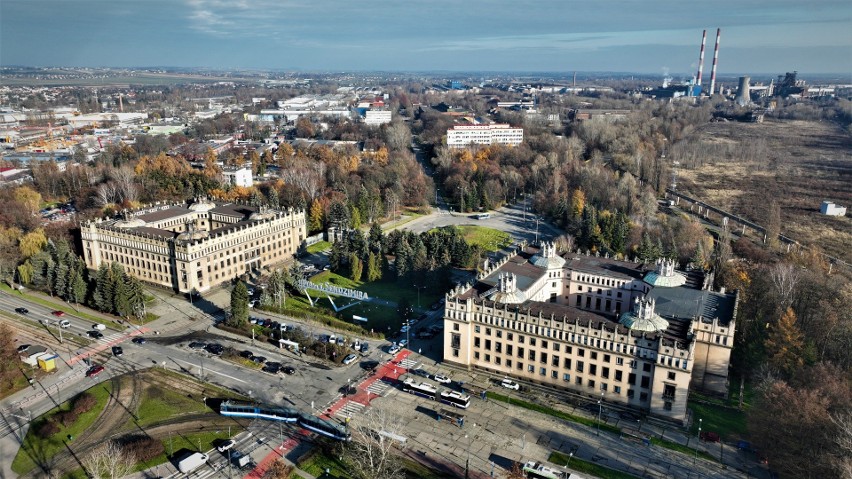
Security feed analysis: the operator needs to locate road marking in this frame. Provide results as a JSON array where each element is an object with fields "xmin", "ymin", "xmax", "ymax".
[{"xmin": 171, "ymin": 357, "xmax": 247, "ymax": 383}]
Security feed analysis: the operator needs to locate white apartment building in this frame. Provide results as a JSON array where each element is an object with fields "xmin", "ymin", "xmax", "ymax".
[
  {"xmin": 364, "ymin": 110, "xmax": 392, "ymax": 126},
  {"xmin": 442, "ymin": 244, "xmax": 738, "ymax": 424},
  {"xmin": 446, "ymin": 124, "xmax": 524, "ymax": 148},
  {"xmin": 222, "ymin": 164, "xmax": 253, "ymax": 187}
]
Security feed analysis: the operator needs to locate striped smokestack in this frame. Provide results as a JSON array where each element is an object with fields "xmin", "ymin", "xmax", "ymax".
[
  {"xmin": 696, "ymin": 29, "xmax": 707, "ymax": 86},
  {"xmin": 709, "ymin": 28, "xmax": 720, "ymax": 95}
]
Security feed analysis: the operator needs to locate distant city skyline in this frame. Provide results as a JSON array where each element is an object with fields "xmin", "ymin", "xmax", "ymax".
[{"xmin": 2, "ymin": 0, "xmax": 850, "ymax": 75}]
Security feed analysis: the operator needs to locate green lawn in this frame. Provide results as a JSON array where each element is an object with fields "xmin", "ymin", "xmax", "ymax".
[
  {"xmin": 312, "ymin": 270, "xmax": 445, "ymax": 309},
  {"xmin": 299, "ymin": 450, "xmax": 349, "ymax": 479},
  {"xmin": 12, "ymin": 380, "xmax": 115, "ymax": 475},
  {"xmin": 131, "ymin": 384, "xmax": 210, "ymax": 429},
  {"xmin": 0, "ymin": 283, "xmax": 124, "ymax": 330},
  {"xmin": 486, "ymin": 392, "xmax": 621, "ymax": 435},
  {"xmin": 436, "ymin": 225, "xmax": 512, "ymax": 252},
  {"xmin": 0, "ymin": 363, "xmax": 35, "ymax": 400},
  {"xmin": 550, "ymin": 451, "xmax": 636, "ymax": 479},
  {"xmin": 688, "ymin": 400, "xmax": 748, "ymax": 440},
  {"xmin": 306, "ymin": 241, "xmax": 332, "ymax": 254}
]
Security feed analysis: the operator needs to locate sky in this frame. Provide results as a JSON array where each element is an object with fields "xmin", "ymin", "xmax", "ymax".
[{"xmin": 2, "ymin": 0, "xmax": 851, "ymax": 75}]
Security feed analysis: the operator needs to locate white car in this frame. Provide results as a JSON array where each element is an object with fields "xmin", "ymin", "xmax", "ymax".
[
  {"xmin": 398, "ymin": 339, "xmax": 408, "ymax": 348},
  {"xmin": 387, "ymin": 344, "xmax": 401, "ymax": 355},
  {"xmin": 342, "ymin": 354, "xmax": 358, "ymax": 365},
  {"xmin": 434, "ymin": 374, "xmax": 451, "ymax": 384},
  {"xmin": 500, "ymin": 378, "xmax": 520, "ymax": 390},
  {"xmin": 92, "ymin": 323, "xmax": 106, "ymax": 331},
  {"xmin": 59, "ymin": 319, "xmax": 71, "ymax": 328},
  {"xmin": 217, "ymin": 439, "xmax": 236, "ymax": 453},
  {"xmin": 328, "ymin": 334, "xmax": 337, "ymax": 344}
]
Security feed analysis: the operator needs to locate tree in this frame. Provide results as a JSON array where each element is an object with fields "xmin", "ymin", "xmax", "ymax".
[
  {"xmin": 0, "ymin": 323, "xmax": 19, "ymax": 391},
  {"xmin": 114, "ymin": 274, "xmax": 132, "ymax": 318},
  {"xmin": 126, "ymin": 276, "xmax": 146, "ymax": 322},
  {"xmin": 350, "ymin": 254, "xmax": 363, "ymax": 282},
  {"xmin": 765, "ymin": 307, "xmax": 805, "ymax": 376},
  {"xmin": 262, "ymin": 460, "xmax": 293, "ymax": 479},
  {"xmin": 82, "ymin": 441, "xmax": 135, "ymax": 479},
  {"xmin": 308, "ymin": 200, "xmax": 324, "ymax": 233},
  {"xmin": 92, "ymin": 263, "xmax": 113, "ymax": 312},
  {"xmin": 340, "ymin": 408, "xmax": 406, "ymax": 479},
  {"xmin": 229, "ymin": 281, "xmax": 250, "ymax": 328},
  {"xmin": 13, "ymin": 186, "xmax": 42, "ymax": 216},
  {"xmin": 368, "ymin": 223, "xmax": 384, "ymax": 253},
  {"xmin": 367, "ymin": 252, "xmax": 382, "ymax": 282},
  {"xmin": 18, "ymin": 229, "xmax": 47, "ymax": 259}
]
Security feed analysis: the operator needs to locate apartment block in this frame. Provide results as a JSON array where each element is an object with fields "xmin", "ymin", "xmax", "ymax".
[{"xmin": 446, "ymin": 124, "xmax": 524, "ymax": 148}]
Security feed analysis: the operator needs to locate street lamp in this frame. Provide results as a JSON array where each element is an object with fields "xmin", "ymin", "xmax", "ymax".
[
  {"xmin": 413, "ymin": 284, "xmax": 426, "ymax": 309},
  {"xmin": 695, "ymin": 418, "xmax": 702, "ymax": 464},
  {"xmin": 596, "ymin": 392, "xmax": 604, "ymax": 436}
]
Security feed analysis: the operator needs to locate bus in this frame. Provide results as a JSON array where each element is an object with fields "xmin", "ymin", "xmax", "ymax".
[
  {"xmin": 440, "ymin": 390, "xmax": 471, "ymax": 409},
  {"xmin": 402, "ymin": 377, "xmax": 438, "ymax": 400},
  {"xmin": 523, "ymin": 461, "xmax": 564, "ymax": 479}
]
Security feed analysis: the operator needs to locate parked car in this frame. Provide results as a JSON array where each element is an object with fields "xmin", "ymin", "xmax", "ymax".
[
  {"xmin": 500, "ymin": 378, "xmax": 520, "ymax": 390},
  {"xmin": 263, "ymin": 362, "xmax": 281, "ymax": 374},
  {"xmin": 217, "ymin": 439, "xmax": 236, "ymax": 453},
  {"xmin": 251, "ymin": 356, "xmax": 267, "ymax": 364},
  {"xmin": 281, "ymin": 366, "xmax": 296, "ymax": 375},
  {"xmin": 188, "ymin": 341, "xmax": 206, "ymax": 350},
  {"xmin": 112, "ymin": 346, "xmax": 123, "ymax": 356},
  {"xmin": 240, "ymin": 350, "xmax": 254, "ymax": 359},
  {"xmin": 360, "ymin": 343, "xmax": 369, "ymax": 353},
  {"xmin": 86, "ymin": 365, "xmax": 105, "ymax": 377},
  {"xmin": 387, "ymin": 344, "xmax": 401, "ymax": 355},
  {"xmin": 131, "ymin": 337, "xmax": 146, "ymax": 344},
  {"xmin": 51, "ymin": 310, "xmax": 65, "ymax": 317},
  {"xmin": 398, "ymin": 339, "xmax": 408, "ymax": 348},
  {"xmin": 342, "ymin": 354, "xmax": 358, "ymax": 365},
  {"xmin": 434, "ymin": 374, "xmax": 451, "ymax": 384},
  {"xmin": 17, "ymin": 344, "xmax": 30, "ymax": 353},
  {"xmin": 14, "ymin": 307, "xmax": 28, "ymax": 314},
  {"xmin": 412, "ymin": 368, "xmax": 430, "ymax": 378}
]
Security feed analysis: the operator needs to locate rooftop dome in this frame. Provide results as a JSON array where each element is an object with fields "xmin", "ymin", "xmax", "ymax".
[
  {"xmin": 113, "ymin": 218, "xmax": 146, "ymax": 228},
  {"xmin": 530, "ymin": 242, "xmax": 566, "ymax": 270},
  {"xmin": 644, "ymin": 258, "xmax": 687, "ymax": 288},
  {"xmin": 619, "ymin": 297, "xmax": 670, "ymax": 332},
  {"xmin": 487, "ymin": 272, "xmax": 526, "ymax": 304},
  {"xmin": 188, "ymin": 197, "xmax": 216, "ymax": 213}
]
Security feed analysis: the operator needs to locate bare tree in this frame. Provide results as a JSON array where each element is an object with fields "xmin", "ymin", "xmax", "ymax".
[
  {"xmin": 82, "ymin": 441, "xmax": 135, "ymax": 479},
  {"xmin": 340, "ymin": 408, "xmax": 406, "ymax": 479},
  {"xmin": 831, "ymin": 412, "xmax": 852, "ymax": 479},
  {"xmin": 770, "ymin": 263, "xmax": 801, "ymax": 311},
  {"xmin": 95, "ymin": 182, "xmax": 118, "ymax": 207},
  {"xmin": 112, "ymin": 166, "xmax": 139, "ymax": 203}
]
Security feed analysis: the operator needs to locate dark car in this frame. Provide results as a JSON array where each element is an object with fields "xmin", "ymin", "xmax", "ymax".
[
  {"xmin": 700, "ymin": 431, "xmax": 721, "ymax": 443},
  {"xmin": 188, "ymin": 341, "xmax": 206, "ymax": 350},
  {"xmin": 251, "ymin": 356, "xmax": 267, "ymax": 364},
  {"xmin": 240, "ymin": 350, "xmax": 254, "ymax": 359},
  {"xmin": 17, "ymin": 344, "xmax": 30, "ymax": 353},
  {"xmin": 87, "ymin": 330, "xmax": 104, "ymax": 339},
  {"xmin": 263, "ymin": 362, "xmax": 281, "ymax": 373},
  {"xmin": 412, "ymin": 368, "xmax": 430, "ymax": 378},
  {"xmin": 281, "ymin": 366, "xmax": 296, "ymax": 375},
  {"xmin": 112, "ymin": 346, "xmax": 123, "ymax": 357},
  {"xmin": 86, "ymin": 365, "xmax": 105, "ymax": 377},
  {"xmin": 205, "ymin": 343, "xmax": 224, "ymax": 355},
  {"xmin": 14, "ymin": 307, "xmax": 29, "ymax": 314},
  {"xmin": 131, "ymin": 337, "xmax": 146, "ymax": 344},
  {"xmin": 430, "ymin": 302, "xmax": 441, "ymax": 311}
]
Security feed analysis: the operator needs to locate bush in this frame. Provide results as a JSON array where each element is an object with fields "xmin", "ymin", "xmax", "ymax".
[
  {"xmin": 54, "ymin": 410, "xmax": 79, "ymax": 427},
  {"xmin": 72, "ymin": 393, "xmax": 97, "ymax": 414},
  {"xmin": 118, "ymin": 435, "xmax": 164, "ymax": 463},
  {"xmin": 36, "ymin": 420, "xmax": 60, "ymax": 438}
]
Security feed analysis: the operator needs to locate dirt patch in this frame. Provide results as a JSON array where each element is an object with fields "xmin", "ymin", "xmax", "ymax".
[{"xmin": 675, "ymin": 118, "xmax": 852, "ymax": 262}]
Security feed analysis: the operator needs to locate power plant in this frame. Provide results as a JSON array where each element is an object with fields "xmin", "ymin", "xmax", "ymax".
[
  {"xmin": 709, "ymin": 28, "xmax": 721, "ymax": 95},
  {"xmin": 735, "ymin": 76, "xmax": 751, "ymax": 105}
]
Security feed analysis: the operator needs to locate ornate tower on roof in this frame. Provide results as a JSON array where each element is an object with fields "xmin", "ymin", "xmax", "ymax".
[
  {"xmin": 644, "ymin": 258, "xmax": 687, "ymax": 288},
  {"xmin": 619, "ymin": 296, "xmax": 670, "ymax": 332}
]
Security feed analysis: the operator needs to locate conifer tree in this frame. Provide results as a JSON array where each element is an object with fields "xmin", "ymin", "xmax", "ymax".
[{"xmin": 765, "ymin": 307, "xmax": 805, "ymax": 376}]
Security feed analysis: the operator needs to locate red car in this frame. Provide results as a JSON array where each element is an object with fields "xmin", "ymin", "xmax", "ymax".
[
  {"xmin": 86, "ymin": 365, "xmax": 105, "ymax": 377},
  {"xmin": 700, "ymin": 431, "xmax": 721, "ymax": 443},
  {"xmin": 51, "ymin": 310, "xmax": 65, "ymax": 317}
]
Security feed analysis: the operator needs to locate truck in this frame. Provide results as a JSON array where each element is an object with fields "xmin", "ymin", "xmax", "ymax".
[{"xmin": 177, "ymin": 452, "xmax": 208, "ymax": 474}]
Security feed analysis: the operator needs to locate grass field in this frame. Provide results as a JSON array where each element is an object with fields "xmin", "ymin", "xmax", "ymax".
[
  {"xmin": 306, "ymin": 241, "xmax": 332, "ymax": 254},
  {"xmin": 131, "ymin": 383, "xmax": 210, "ymax": 429},
  {"xmin": 430, "ymin": 225, "xmax": 512, "ymax": 252},
  {"xmin": 12, "ymin": 381, "xmax": 114, "ymax": 475},
  {"xmin": 299, "ymin": 450, "xmax": 349, "ymax": 478},
  {"xmin": 688, "ymin": 401, "xmax": 748, "ymax": 440},
  {"xmin": 550, "ymin": 451, "xmax": 636, "ymax": 479}
]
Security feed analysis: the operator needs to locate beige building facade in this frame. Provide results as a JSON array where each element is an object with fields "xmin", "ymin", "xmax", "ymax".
[
  {"xmin": 443, "ymin": 244, "xmax": 738, "ymax": 424},
  {"xmin": 81, "ymin": 199, "xmax": 306, "ymax": 294}
]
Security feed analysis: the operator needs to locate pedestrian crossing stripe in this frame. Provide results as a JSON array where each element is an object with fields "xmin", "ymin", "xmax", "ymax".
[
  {"xmin": 398, "ymin": 358, "xmax": 419, "ymax": 369},
  {"xmin": 366, "ymin": 381, "xmax": 392, "ymax": 396},
  {"xmin": 336, "ymin": 401, "xmax": 366, "ymax": 418}
]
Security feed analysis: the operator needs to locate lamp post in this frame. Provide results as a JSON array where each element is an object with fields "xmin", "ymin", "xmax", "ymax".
[
  {"xmin": 695, "ymin": 418, "xmax": 702, "ymax": 464},
  {"xmin": 596, "ymin": 392, "xmax": 604, "ymax": 436},
  {"xmin": 413, "ymin": 284, "xmax": 426, "ymax": 309}
]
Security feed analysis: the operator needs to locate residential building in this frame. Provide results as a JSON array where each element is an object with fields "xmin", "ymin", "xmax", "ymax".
[
  {"xmin": 442, "ymin": 244, "xmax": 738, "ymax": 424},
  {"xmin": 81, "ymin": 199, "xmax": 306, "ymax": 294},
  {"xmin": 222, "ymin": 164, "xmax": 253, "ymax": 187},
  {"xmin": 446, "ymin": 124, "xmax": 524, "ymax": 148},
  {"xmin": 364, "ymin": 110, "xmax": 392, "ymax": 126}
]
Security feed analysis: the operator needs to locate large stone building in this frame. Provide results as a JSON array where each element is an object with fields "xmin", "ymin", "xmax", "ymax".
[
  {"xmin": 81, "ymin": 199, "xmax": 306, "ymax": 294},
  {"xmin": 442, "ymin": 244, "xmax": 738, "ymax": 424}
]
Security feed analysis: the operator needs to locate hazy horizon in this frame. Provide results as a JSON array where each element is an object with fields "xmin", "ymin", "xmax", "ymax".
[{"xmin": 2, "ymin": 1, "xmax": 851, "ymax": 76}]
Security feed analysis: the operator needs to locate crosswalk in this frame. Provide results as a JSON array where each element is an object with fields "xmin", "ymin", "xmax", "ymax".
[
  {"xmin": 398, "ymin": 358, "xmax": 419, "ymax": 369},
  {"xmin": 335, "ymin": 400, "xmax": 366, "ymax": 419},
  {"xmin": 366, "ymin": 380, "xmax": 392, "ymax": 397}
]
